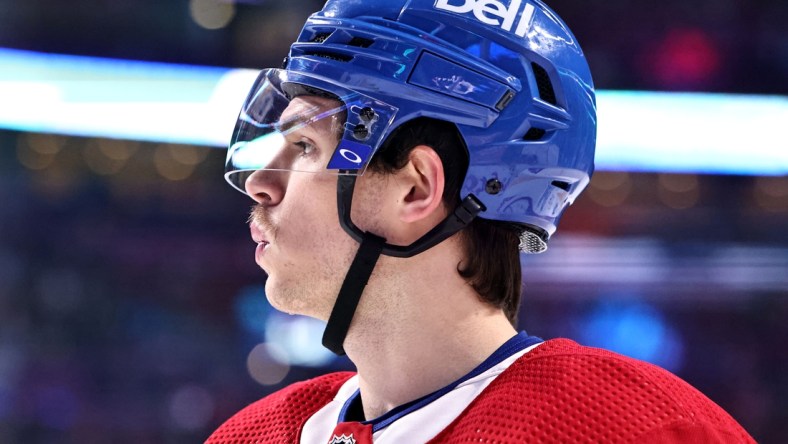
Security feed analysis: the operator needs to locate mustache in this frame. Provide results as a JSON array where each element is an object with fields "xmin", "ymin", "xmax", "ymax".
[{"xmin": 248, "ymin": 205, "xmax": 278, "ymax": 240}]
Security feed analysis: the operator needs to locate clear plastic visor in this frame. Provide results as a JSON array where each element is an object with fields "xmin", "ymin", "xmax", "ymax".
[{"xmin": 225, "ymin": 69, "xmax": 397, "ymax": 195}]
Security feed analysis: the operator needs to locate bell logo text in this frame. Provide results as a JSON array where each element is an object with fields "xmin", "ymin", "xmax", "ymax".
[{"xmin": 435, "ymin": 0, "xmax": 535, "ymax": 37}]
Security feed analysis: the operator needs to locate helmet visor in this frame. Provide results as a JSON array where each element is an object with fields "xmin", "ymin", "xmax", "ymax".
[{"xmin": 225, "ymin": 68, "xmax": 398, "ymax": 194}]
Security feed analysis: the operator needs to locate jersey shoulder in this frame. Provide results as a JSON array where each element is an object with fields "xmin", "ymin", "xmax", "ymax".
[
  {"xmin": 205, "ymin": 371, "xmax": 355, "ymax": 444},
  {"xmin": 430, "ymin": 338, "xmax": 754, "ymax": 443}
]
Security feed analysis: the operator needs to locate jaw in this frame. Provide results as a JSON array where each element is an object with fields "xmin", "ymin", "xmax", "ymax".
[{"xmin": 263, "ymin": 268, "xmax": 345, "ymax": 321}]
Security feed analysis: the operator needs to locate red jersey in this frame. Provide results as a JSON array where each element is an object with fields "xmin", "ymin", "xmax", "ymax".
[{"xmin": 206, "ymin": 338, "xmax": 754, "ymax": 443}]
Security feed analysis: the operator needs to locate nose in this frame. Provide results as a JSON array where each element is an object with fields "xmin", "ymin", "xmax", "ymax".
[{"xmin": 244, "ymin": 169, "xmax": 287, "ymax": 206}]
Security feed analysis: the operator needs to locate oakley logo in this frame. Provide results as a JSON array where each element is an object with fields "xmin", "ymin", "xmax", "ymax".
[
  {"xmin": 339, "ymin": 148, "xmax": 363, "ymax": 164},
  {"xmin": 435, "ymin": 0, "xmax": 535, "ymax": 37},
  {"xmin": 328, "ymin": 140, "xmax": 372, "ymax": 170}
]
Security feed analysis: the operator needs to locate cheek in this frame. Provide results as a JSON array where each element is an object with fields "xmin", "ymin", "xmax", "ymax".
[
  {"xmin": 277, "ymin": 177, "xmax": 351, "ymax": 258},
  {"xmin": 349, "ymin": 177, "xmax": 392, "ymax": 238}
]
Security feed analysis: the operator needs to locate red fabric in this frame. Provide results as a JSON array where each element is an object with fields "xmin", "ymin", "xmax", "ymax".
[
  {"xmin": 427, "ymin": 339, "xmax": 754, "ymax": 443},
  {"xmin": 205, "ymin": 371, "xmax": 353, "ymax": 444},
  {"xmin": 205, "ymin": 339, "xmax": 755, "ymax": 443}
]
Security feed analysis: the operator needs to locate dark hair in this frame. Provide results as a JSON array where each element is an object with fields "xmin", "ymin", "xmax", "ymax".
[{"xmin": 369, "ymin": 118, "xmax": 523, "ymax": 326}]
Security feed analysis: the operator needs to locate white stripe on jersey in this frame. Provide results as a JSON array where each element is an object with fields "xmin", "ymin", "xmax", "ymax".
[{"xmin": 300, "ymin": 342, "xmax": 542, "ymax": 444}]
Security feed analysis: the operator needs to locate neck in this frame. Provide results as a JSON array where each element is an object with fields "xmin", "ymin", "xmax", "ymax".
[{"xmin": 341, "ymin": 242, "xmax": 517, "ymax": 420}]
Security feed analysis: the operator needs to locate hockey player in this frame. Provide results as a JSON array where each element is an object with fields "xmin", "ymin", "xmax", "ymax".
[{"xmin": 208, "ymin": 0, "xmax": 755, "ymax": 442}]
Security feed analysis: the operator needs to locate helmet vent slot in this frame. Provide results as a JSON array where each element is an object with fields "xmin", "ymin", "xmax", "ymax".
[
  {"xmin": 551, "ymin": 180, "xmax": 571, "ymax": 191},
  {"xmin": 303, "ymin": 51, "xmax": 352, "ymax": 62},
  {"xmin": 523, "ymin": 127, "xmax": 546, "ymax": 141},
  {"xmin": 310, "ymin": 32, "xmax": 332, "ymax": 43},
  {"xmin": 348, "ymin": 36, "xmax": 374, "ymax": 48},
  {"xmin": 531, "ymin": 62, "xmax": 557, "ymax": 105}
]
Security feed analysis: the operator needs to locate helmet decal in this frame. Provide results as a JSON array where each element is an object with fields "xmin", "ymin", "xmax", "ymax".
[{"xmin": 434, "ymin": 0, "xmax": 536, "ymax": 38}]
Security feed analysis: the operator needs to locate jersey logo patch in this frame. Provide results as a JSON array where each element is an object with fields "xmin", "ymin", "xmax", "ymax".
[
  {"xmin": 329, "ymin": 433, "xmax": 356, "ymax": 444},
  {"xmin": 434, "ymin": 0, "xmax": 535, "ymax": 37}
]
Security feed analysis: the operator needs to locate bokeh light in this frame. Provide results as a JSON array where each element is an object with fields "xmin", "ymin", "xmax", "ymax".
[
  {"xmin": 153, "ymin": 144, "xmax": 197, "ymax": 180},
  {"xmin": 246, "ymin": 343, "xmax": 290, "ymax": 386},
  {"xmin": 264, "ymin": 313, "xmax": 335, "ymax": 367},
  {"xmin": 168, "ymin": 144, "xmax": 210, "ymax": 166},
  {"xmin": 587, "ymin": 172, "xmax": 632, "ymax": 207},
  {"xmin": 234, "ymin": 284, "xmax": 270, "ymax": 340},
  {"xmin": 754, "ymin": 176, "xmax": 788, "ymax": 212},
  {"xmin": 658, "ymin": 173, "xmax": 700, "ymax": 209},
  {"xmin": 190, "ymin": 0, "xmax": 236, "ymax": 30},
  {"xmin": 642, "ymin": 28, "xmax": 722, "ymax": 89},
  {"xmin": 168, "ymin": 384, "xmax": 216, "ymax": 431},
  {"xmin": 82, "ymin": 140, "xmax": 127, "ymax": 175},
  {"xmin": 16, "ymin": 133, "xmax": 61, "ymax": 170},
  {"xmin": 27, "ymin": 133, "xmax": 65, "ymax": 155},
  {"xmin": 577, "ymin": 299, "xmax": 685, "ymax": 373},
  {"xmin": 233, "ymin": 285, "xmax": 336, "ymax": 368},
  {"xmin": 97, "ymin": 138, "xmax": 139, "ymax": 161}
]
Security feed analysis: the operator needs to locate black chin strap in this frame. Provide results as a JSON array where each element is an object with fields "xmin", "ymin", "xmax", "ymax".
[
  {"xmin": 321, "ymin": 232, "xmax": 385, "ymax": 355},
  {"xmin": 322, "ymin": 174, "xmax": 485, "ymax": 355}
]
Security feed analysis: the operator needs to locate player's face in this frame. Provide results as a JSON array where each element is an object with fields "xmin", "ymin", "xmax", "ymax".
[{"xmin": 244, "ymin": 96, "xmax": 380, "ymax": 319}]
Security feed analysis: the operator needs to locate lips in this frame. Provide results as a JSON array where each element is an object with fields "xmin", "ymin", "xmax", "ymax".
[
  {"xmin": 250, "ymin": 224, "xmax": 271, "ymax": 266},
  {"xmin": 255, "ymin": 240, "xmax": 269, "ymax": 264},
  {"xmin": 249, "ymin": 223, "xmax": 269, "ymax": 245}
]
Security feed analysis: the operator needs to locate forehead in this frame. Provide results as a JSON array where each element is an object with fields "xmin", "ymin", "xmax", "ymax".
[{"xmin": 280, "ymin": 95, "xmax": 344, "ymax": 136}]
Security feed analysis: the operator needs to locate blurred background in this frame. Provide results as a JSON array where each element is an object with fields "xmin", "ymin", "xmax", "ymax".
[{"xmin": 0, "ymin": 0, "xmax": 786, "ymax": 442}]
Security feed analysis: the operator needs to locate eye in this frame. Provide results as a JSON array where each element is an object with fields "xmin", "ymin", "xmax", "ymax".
[{"xmin": 294, "ymin": 140, "xmax": 316, "ymax": 155}]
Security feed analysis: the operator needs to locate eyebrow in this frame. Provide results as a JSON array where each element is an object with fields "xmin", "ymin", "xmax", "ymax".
[
  {"xmin": 276, "ymin": 113, "xmax": 311, "ymax": 135},
  {"xmin": 276, "ymin": 105, "xmax": 346, "ymax": 138}
]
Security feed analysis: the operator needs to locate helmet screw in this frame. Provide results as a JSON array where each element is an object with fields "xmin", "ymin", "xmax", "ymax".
[
  {"xmin": 359, "ymin": 107, "xmax": 376, "ymax": 122},
  {"xmin": 353, "ymin": 124, "xmax": 369, "ymax": 140},
  {"xmin": 485, "ymin": 179, "xmax": 503, "ymax": 195}
]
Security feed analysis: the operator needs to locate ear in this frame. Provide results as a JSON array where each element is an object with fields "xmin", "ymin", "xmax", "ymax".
[{"xmin": 397, "ymin": 145, "xmax": 446, "ymax": 223}]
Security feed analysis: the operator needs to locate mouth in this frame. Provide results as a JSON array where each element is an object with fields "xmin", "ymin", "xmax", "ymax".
[
  {"xmin": 250, "ymin": 223, "xmax": 271, "ymax": 263},
  {"xmin": 250, "ymin": 223, "xmax": 269, "ymax": 244}
]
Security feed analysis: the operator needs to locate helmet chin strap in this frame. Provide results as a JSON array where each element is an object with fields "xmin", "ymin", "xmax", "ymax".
[{"xmin": 322, "ymin": 173, "xmax": 485, "ymax": 355}]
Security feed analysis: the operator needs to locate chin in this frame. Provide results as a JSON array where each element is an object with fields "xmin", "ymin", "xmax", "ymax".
[
  {"xmin": 264, "ymin": 279, "xmax": 323, "ymax": 318},
  {"xmin": 263, "ymin": 279, "xmax": 289, "ymax": 312}
]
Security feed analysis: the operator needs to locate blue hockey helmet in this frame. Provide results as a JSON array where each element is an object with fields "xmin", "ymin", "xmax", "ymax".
[
  {"xmin": 226, "ymin": 0, "xmax": 596, "ymax": 354},
  {"xmin": 226, "ymin": 0, "xmax": 596, "ymax": 253}
]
